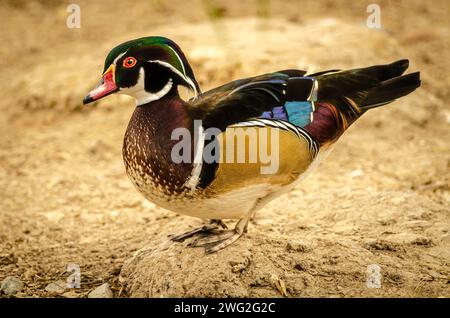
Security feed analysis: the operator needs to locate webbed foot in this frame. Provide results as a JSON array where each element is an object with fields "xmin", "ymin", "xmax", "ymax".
[{"xmin": 169, "ymin": 219, "xmax": 227, "ymax": 242}]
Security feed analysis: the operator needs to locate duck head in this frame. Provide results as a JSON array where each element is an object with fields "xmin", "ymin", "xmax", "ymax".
[{"xmin": 83, "ymin": 36, "xmax": 200, "ymax": 106}]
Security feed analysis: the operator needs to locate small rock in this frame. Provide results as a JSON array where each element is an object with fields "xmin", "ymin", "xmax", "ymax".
[
  {"xmin": 62, "ymin": 291, "xmax": 81, "ymax": 298},
  {"xmin": 88, "ymin": 283, "xmax": 113, "ymax": 298},
  {"xmin": 350, "ymin": 169, "xmax": 364, "ymax": 178},
  {"xmin": 1, "ymin": 276, "xmax": 24, "ymax": 295},
  {"xmin": 286, "ymin": 239, "xmax": 313, "ymax": 253},
  {"xmin": 45, "ymin": 280, "xmax": 67, "ymax": 294}
]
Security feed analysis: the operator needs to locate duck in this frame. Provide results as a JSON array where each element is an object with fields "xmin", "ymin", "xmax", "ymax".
[{"xmin": 83, "ymin": 36, "xmax": 420, "ymax": 253}]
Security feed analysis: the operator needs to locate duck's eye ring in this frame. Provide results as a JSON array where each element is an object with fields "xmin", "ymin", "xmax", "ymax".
[{"xmin": 123, "ymin": 57, "xmax": 137, "ymax": 68}]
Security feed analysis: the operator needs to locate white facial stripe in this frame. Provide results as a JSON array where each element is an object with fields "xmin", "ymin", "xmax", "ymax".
[
  {"xmin": 166, "ymin": 45, "xmax": 187, "ymax": 76},
  {"xmin": 119, "ymin": 67, "xmax": 173, "ymax": 106},
  {"xmin": 151, "ymin": 60, "xmax": 198, "ymax": 97},
  {"xmin": 113, "ymin": 51, "xmax": 127, "ymax": 66}
]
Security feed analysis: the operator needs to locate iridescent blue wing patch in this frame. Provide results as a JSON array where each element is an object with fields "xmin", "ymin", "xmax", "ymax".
[{"xmin": 259, "ymin": 101, "xmax": 313, "ymax": 128}]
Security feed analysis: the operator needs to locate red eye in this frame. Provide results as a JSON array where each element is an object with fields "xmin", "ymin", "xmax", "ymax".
[{"xmin": 123, "ymin": 57, "xmax": 137, "ymax": 68}]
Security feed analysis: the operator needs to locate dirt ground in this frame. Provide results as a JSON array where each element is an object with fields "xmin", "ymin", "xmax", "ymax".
[{"xmin": 0, "ymin": 0, "xmax": 449, "ymax": 298}]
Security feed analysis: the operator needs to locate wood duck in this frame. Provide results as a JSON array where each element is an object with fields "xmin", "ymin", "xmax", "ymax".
[{"xmin": 84, "ymin": 36, "xmax": 420, "ymax": 253}]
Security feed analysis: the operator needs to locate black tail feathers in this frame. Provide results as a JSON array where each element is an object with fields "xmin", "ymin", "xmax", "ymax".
[
  {"xmin": 314, "ymin": 59, "xmax": 421, "ymax": 111},
  {"xmin": 359, "ymin": 59, "xmax": 410, "ymax": 82},
  {"xmin": 355, "ymin": 59, "xmax": 421, "ymax": 110},
  {"xmin": 360, "ymin": 70, "xmax": 421, "ymax": 109}
]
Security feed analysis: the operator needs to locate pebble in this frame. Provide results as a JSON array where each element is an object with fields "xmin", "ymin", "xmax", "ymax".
[
  {"xmin": 88, "ymin": 283, "xmax": 113, "ymax": 298},
  {"xmin": 62, "ymin": 291, "xmax": 80, "ymax": 298},
  {"xmin": 45, "ymin": 280, "xmax": 67, "ymax": 294},
  {"xmin": 286, "ymin": 239, "xmax": 313, "ymax": 253},
  {"xmin": 1, "ymin": 276, "xmax": 24, "ymax": 295},
  {"xmin": 350, "ymin": 169, "xmax": 364, "ymax": 178}
]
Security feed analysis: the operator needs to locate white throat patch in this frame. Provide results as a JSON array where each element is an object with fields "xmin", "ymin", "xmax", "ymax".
[{"xmin": 118, "ymin": 67, "xmax": 173, "ymax": 106}]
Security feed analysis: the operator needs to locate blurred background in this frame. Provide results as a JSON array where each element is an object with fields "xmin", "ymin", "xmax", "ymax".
[{"xmin": 0, "ymin": 0, "xmax": 449, "ymax": 298}]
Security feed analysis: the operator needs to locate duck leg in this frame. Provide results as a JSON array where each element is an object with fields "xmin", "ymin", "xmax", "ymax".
[
  {"xmin": 190, "ymin": 212, "xmax": 252, "ymax": 253},
  {"xmin": 169, "ymin": 219, "xmax": 227, "ymax": 242}
]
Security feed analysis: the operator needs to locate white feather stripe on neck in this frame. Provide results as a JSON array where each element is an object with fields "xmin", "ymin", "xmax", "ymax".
[{"xmin": 119, "ymin": 67, "xmax": 174, "ymax": 106}]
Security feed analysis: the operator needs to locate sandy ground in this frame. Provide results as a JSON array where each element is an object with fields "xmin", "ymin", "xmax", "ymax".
[{"xmin": 0, "ymin": 0, "xmax": 449, "ymax": 297}]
